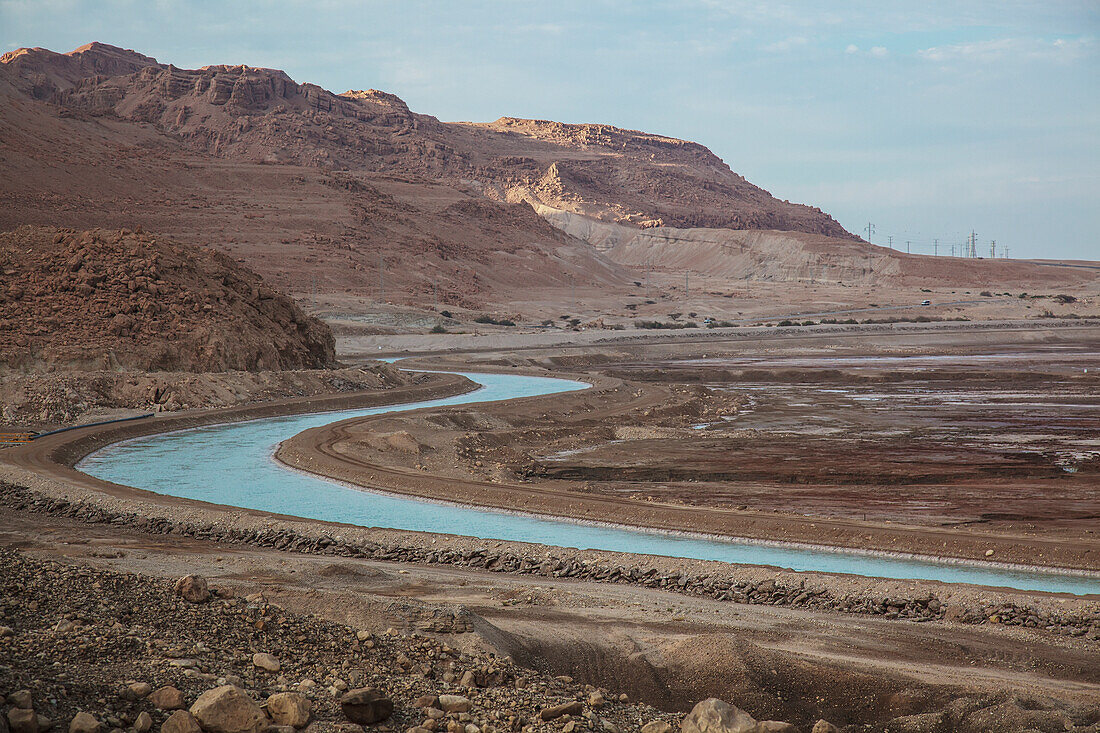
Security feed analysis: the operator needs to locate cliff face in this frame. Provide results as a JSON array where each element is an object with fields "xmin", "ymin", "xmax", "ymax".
[
  {"xmin": 0, "ymin": 226, "xmax": 336, "ymax": 373},
  {"xmin": 0, "ymin": 43, "xmax": 854, "ymax": 239}
]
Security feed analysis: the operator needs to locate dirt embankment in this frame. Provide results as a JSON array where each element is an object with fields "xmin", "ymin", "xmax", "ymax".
[
  {"xmin": 0, "ymin": 226, "xmax": 335, "ymax": 373},
  {"xmin": 0, "ymin": 362, "xmax": 410, "ymax": 430}
]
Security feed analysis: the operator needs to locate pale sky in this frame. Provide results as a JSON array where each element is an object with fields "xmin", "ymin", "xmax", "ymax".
[{"xmin": 3, "ymin": 0, "xmax": 1098, "ymax": 260}]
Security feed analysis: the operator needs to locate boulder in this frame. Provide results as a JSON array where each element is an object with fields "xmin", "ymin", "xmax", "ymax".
[
  {"xmin": 161, "ymin": 711, "xmax": 202, "ymax": 733},
  {"xmin": 339, "ymin": 689, "xmax": 393, "ymax": 725},
  {"xmin": 436, "ymin": 696, "xmax": 470, "ymax": 714},
  {"xmin": 7, "ymin": 710, "xmax": 37, "ymax": 733},
  {"xmin": 811, "ymin": 722, "xmax": 840, "ymax": 733},
  {"xmin": 252, "ymin": 653, "xmax": 281, "ymax": 673},
  {"xmin": 67, "ymin": 714, "xmax": 101, "ymax": 733},
  {"xmin": 174, "ymin": 575, "xmax": 211, "ymax": 603},
  {"xmin": 150, "ymin": 687, "xmax": 186, "ymax": 711},
  {"xmin": 680, "ymin": 699, "xmax": 757, "ymax": 733},
  {"xmin": 189, "ymin": 686, "xmax": 267, "ymax": 733},
  {"xmin": 265, "ymin": 693, "xmax": 310, "ymax": 728}
]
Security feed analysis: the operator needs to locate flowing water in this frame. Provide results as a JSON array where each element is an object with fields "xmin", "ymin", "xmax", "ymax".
[{"xmin": 78, "ymin": 371, "xmax": 1100, "ymax": 595}]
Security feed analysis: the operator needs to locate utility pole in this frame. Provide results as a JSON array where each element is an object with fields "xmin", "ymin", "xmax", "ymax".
[
  {"xmin": 969, "ymin": 230, "xmax": 977, "ymax": 258},
  {"xmin": 933, "ymin": 238, "xmax": 939, "ymax": 256},
  {"xmin": 1004, "ymin": 246, "xmax": 1009, "ymax": 259},
  {"xmin": 906, "ymin": 240, "xmax": 910, "ymax": 254},
  {"xmin": 990, "ymin": 240, "xmax": 996, "ymax": 259},
  {"xmin": 864, "ymin": 222, "xmax": 875, "ymax": 244},
  {"xmin": 887, "ymin": 235, "xmax": 893, "ymax": 249}
]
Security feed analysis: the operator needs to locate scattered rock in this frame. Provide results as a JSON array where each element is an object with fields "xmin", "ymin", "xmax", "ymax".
[
  {"xmin": 174, "ymin": 575, "xmax": 211, "ymax": 603},
  {"xmin": 7, "ymin": 710, "xmax": 38, "ymax": 733},
  {"xmin": 436, "ymin": 696, "xmax": 470, "ymax": 715},
  {"xmin": 680, "ymin": 699, "xmax": 757, "ymax": 733},
  {"xmin": 189, "ymin": 686, "xmax": 268, "ymax": 733},
  {"xmin": 252, "ymin": 653, "xmax": 281, "ymax": 673},
  {"xmin": 132, "ymin": 713, "xmax": 152, "ymax": 733},
  {"xmin": 161, "ymin": 711, "xmax": 202, "ymax": 733},
  {"xmin": 265, "ymin": 693, "xmax": 310, "ymax": 729},
  {"xmin": 150, "ymin": 687, "xmax": 187, "ymax": 711},
  {"xmin": 540, "ymin": 702, "xmax": 583, "ymax": 721},
  {"xmin": 127, "ymin": 683, "xmax": 153, "ymax": 700},
  {"xmin": 67, "ymin": 714, "xmax": 101, "ymax": 733},
  {"xmin": 588, "ymin": 692, "xmax": 606, "ymax": 708},
  {"xmin": 811, "ymin": 722, "xmax": 840, "ymax": 733},
  {"xmin": 642, "ymin": 723, "xmax": 673, "ymax": 733},
  {"xmin": 339, "ymin": 689, "xmax": 393, "ymax": 725},
  {"xmin": 10, "ymin": 691, "xmax": 34, "ymax": 710}
]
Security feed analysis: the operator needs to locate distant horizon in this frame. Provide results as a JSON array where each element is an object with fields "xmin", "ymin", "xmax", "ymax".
[{"xmin": 2, "ymin": 0, "xmax": 1097, "ymax": 261}]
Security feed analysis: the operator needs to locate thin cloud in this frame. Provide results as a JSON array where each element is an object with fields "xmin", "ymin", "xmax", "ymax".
[
  {"xmin": 763, "ymin": 35, "xmax": 808, "ymax": 52},
  {"xmin": 917, "ymin": 36, "xmax": 1093, "ymax": 63}
]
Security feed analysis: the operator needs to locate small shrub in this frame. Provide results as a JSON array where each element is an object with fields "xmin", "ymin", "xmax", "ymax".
[{"xmin": 430, "ymin": 324, "xmax": 448, "ymax": 334}]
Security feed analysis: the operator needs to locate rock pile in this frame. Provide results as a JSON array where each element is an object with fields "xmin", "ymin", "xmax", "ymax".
[{"xmin": 0, "ymin": 226, "xmax": 335, "ymax": 373}]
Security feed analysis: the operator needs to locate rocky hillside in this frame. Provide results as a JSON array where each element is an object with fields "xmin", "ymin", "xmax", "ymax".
[
  {"xmin": 0, "ymin": 226, "xmax": 336, "ymax": 372},
  {"xmin": 0, "ymin": 42, "xmax": 852, "ymax": 239}
]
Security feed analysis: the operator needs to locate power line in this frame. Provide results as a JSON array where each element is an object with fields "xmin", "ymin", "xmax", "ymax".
[{"xmin": 864, "ymin": 222, "xmax": 875, "ymax": 244}]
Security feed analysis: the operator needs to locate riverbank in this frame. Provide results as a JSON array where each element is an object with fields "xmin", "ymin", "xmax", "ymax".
[{"xmin": 274, "ymin": 373, "xmax": 1100, "ymax": 575}]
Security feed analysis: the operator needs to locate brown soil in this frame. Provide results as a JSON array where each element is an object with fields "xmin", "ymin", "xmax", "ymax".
[{"xmin": 0, "ymin": 226, "xmax": 334, "ymax": 372}]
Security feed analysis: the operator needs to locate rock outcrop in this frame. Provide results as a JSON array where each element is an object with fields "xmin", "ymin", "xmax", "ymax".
[{"xmin": 0, "ymin": 42, "xmax": 853, "ymax": 240}]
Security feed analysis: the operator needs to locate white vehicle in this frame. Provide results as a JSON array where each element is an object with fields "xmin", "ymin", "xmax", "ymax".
[{"xmin": 920, "ymin": 300, "xmax": 932, "ymax": 306}]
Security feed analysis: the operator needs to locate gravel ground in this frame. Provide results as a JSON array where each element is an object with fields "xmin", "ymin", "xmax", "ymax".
[{"xmin": 0, "ymin": 549, "xmax": 677, "ymax": 733}]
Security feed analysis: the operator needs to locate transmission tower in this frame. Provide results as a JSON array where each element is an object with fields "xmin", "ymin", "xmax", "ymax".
[{"xmin": 864, "ymin": 222, "xmax": 875, "ymax": 244}]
